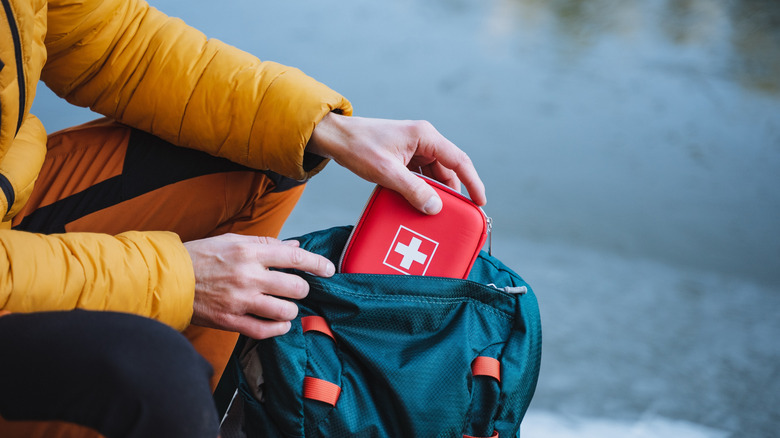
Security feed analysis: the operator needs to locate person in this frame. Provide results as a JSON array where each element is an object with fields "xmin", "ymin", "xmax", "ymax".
[{"xmin": 0, "ymin": 0, "xmax": 486, "ymax": 437}]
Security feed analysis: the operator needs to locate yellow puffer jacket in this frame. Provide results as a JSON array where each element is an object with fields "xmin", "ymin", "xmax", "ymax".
[{"xmin": 0, "ymin": 0, "xmax": 352, "ymax": 330}]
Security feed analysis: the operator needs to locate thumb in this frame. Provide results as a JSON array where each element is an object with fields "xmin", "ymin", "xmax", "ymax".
[{"xmin": 390, "ymin": 169, "xmax": 442, "ymax": 215}]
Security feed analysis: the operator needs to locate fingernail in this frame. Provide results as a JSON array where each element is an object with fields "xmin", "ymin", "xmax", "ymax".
[
  {"xmin": 423, "ymin": 196, "xmax": 442, "ymax": 215},
  {"xmin": 326, "ymin": 262, "xmax": 336, "ymax": 276}
]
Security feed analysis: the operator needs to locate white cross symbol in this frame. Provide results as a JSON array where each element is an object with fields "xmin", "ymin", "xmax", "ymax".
[{"xmin": 394, "ymin": 237, "xmax": 428, "ymax": 269}]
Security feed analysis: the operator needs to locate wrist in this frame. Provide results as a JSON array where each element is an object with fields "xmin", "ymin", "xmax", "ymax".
[{"xmin": 307, "ymin": 112, "xmax": 348, "ymax": 159}]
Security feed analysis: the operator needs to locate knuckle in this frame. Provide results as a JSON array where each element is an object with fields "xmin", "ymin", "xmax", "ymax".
[
  {"xmin": 233, "ymin": 275, "xmax": 252, "ymax": 290},
  {"xmin": 458, "ymin": 150, "xmax": 472, "ymax": 165},
  {"xmin": 456, "ymin": 152, "xmax": 473, "ymax": 170},
  {"xmin": 231, "ymin": 269, "xmax": 255, "ymax": 290},
  {"xmin": 290, "ymin": 248, "xmax": 305, "ymax": 266},
  {"xmin": 218, "ymin": 313, "xmax": 239, "ymax": 332},
  {"xmin": 411, "ymin": 119, "xmax": 433, "ymax": 134},
  {"xmin": 255, "ymin": 236, "xmax": 273, "ymax": 245},
  {"xmin": 233, "ymin": 243, "xmax": 255, "ymax": 261}
]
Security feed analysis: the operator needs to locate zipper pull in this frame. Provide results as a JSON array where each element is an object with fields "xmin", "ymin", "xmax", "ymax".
[
  {"xmin": 487, "ymin": 283, "xmax": 527, "ymax": 294},
  {"xmin": 486, "ymin": 216, "xmax": 493, "ymax": 256}
]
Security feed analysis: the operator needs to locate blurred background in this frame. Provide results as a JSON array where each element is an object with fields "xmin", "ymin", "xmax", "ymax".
[{"xmin": 32, "ymin": 0, "xmax": 779, "ymax": 436}]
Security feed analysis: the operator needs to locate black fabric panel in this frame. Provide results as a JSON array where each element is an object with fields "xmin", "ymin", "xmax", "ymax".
[
  {"xmin": 124, "ymin": 130, "xmax": 305, "ymax": 194},
  {"xmin": 14, "ymin": 176, "xmax": 121, "ymax": 233},
  {"xmin": 120, "ymin": 129, "xmax": 250, "ymax": 198},
  {"xmin": 14, "ymin": 129, "xmax": 304, "ymax": 233}
]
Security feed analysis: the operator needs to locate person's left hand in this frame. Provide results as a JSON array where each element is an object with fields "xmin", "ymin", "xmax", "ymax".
[
  {"xmin": 306, "ymin": 113, "xmax": 487, "ymax": 215},
  {"xmin": 185, "ymin": 234, "xmax": 335, "ymax": 339}
]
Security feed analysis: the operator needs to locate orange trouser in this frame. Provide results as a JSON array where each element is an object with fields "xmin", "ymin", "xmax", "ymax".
[{"xmin": 2, "ymin": 118, "xmax": 306, "ymax": 437}]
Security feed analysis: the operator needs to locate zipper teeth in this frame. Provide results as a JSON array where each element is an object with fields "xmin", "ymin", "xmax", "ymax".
[{"xmin": 1, "ymin": 0, "xmax": 26, "ymax": 133}]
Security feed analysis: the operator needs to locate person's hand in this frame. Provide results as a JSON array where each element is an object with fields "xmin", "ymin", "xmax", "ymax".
[
  {"xmin": 184, "ymin": 234, "xmax": 335, "ymax": 339},
  {"xmin": 306, "ymin": 113, "xmax": 487, "ymax": 214}
]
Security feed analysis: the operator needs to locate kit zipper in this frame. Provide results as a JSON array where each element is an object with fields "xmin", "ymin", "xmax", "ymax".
[
  {"xmin": 416, "ymin": 172, "xmax": 493, "ymax": 255},
  {"xmin": 2, "ymin": 0, "xmax": 26, "ymax": 133},
  {"xmin": 486, "ymin": 216, "xmax": 493, "ymax": 256}
]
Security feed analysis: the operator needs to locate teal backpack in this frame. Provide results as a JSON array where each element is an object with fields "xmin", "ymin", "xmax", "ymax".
[{"xmin": 216, "ymin": 226, "xmax": 541, "ymax": 437}]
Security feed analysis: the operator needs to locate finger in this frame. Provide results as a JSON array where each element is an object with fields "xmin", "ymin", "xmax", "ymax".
[
  {"xmin": 436, "ymin": 150, "xmax": 486, "ymax": 206},
  {"xmin": 421, "ymin": 161, "xmax": 462, "ymax": 194},
  {"xmin": 418, "ymin": 129, "xmax": 487, "ymax": 206},
  {"xmin": 246, "ymin": 293, "xmax": 300, "ymax": 321},
  {"xmin": 257, "ymin": 270, "xmax": 310, "ymax": 300},
  {"xmin": 255, "ymin": 236, "xmax": 285, "ymax": 245},
  {"xmin": 384, "ymin": 161, "xmax": 442, "ymax": 215},
  {"xmin": 230, "ymin": 316, "xmax": 291, "ymax": 340},
  {"xmin": 258, "ymin": 245, "xmax": 336, "ymax": 277}
]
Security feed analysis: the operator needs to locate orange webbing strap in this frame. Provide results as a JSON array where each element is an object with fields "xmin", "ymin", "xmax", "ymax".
[
  {"xmin": 303, "ymin": 376, "xmax": 341, "ymax": 406},
  {"xmin": 464, "ymin": 358, "xmax": 501, "ymax": 437},
  {"xmin": 463, "ymin": 431, "xmax": 499, "ymax": 438},
  {"xmin": 471, "ymin": 356, "xmax": 501, "ymax": 382},
  {"xmin": 301, "ymin": 317, "xmax": 340, "ymax": 406},
  {"xmin": 301, "ymin": 315, "xmax": 336, "ymax": 342}
]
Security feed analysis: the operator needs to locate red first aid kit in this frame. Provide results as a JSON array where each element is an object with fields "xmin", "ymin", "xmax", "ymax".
[{"xmin": 339, "ymin": 174, "xmax": 491, "ymax": 279}]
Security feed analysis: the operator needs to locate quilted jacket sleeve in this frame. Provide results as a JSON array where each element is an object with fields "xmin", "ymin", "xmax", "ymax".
[
  {"xmin": 0, "ymin": 230, "xmax": 195, "ymax": 331},
  {"xmin": 0, "ymin": 115, "xmax": 47, "ymax": 222},
  {"xmin": 41, "ymin": 0, "xmax": 353, "ymax": 181}
]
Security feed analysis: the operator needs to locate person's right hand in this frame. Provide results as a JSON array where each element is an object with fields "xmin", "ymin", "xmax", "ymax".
[
  {"xmin": 184, "ymin": 234, "xmax": 335, "ymax": 339},
  {"xmin": 306, "ymin": 113, "xmax": 486, "ymax": 215}
]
